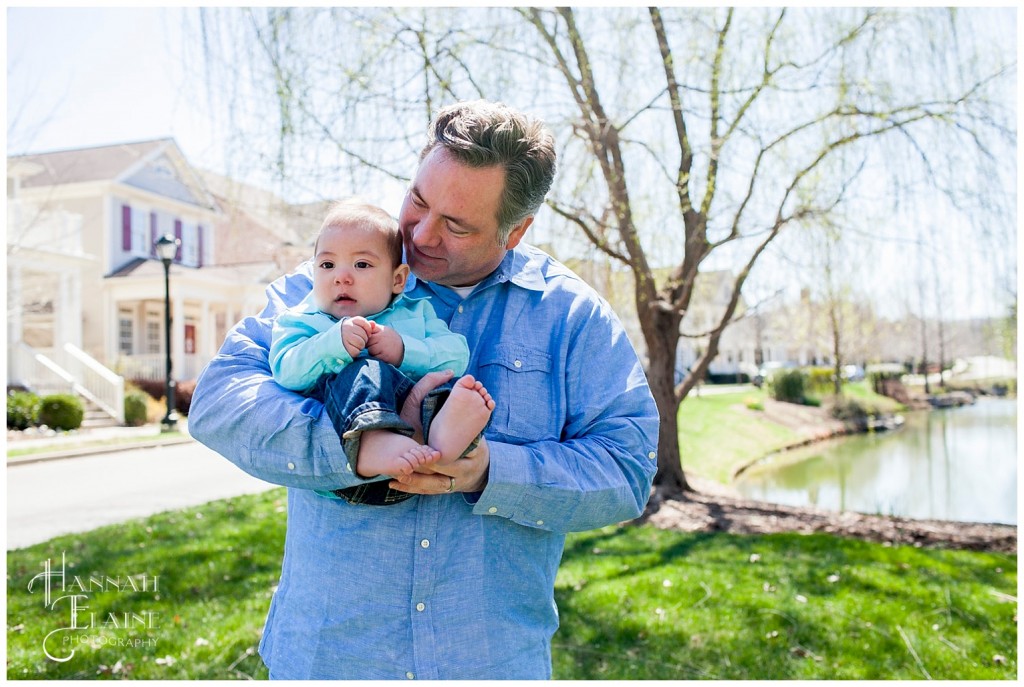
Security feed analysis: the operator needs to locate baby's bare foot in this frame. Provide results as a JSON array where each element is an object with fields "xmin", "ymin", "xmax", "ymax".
[
  {"xmin": 428, "ymin": 375, "xmax": 495, "ymax": 465},
  {"xmin": 392, "ymin": 445, "xmax": 442, "ymax": 483},
  {"xmin": 357, "ymin": 430, "xmax": 424, "ymax": 478}
]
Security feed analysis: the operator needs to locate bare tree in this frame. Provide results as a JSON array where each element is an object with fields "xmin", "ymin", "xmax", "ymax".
[{"xmin": 193, "ymin": 7, "xmax": 1016, "ymax": 501}]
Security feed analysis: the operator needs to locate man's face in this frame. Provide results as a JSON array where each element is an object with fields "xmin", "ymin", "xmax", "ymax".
[
  {"xmin": 399, "ymin": 148, "xmax": 531, "ymax": 287},
  {"xmin": 312, "ymin": 223, "xmax": 408, "ymax": 320}
]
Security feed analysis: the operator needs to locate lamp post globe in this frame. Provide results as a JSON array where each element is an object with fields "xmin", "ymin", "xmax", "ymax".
[{"xmin": 155, "ymin": 234, "xmax": 181, "ymax": 430}]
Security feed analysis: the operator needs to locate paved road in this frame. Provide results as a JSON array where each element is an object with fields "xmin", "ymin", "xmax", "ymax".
[{"xmin": 6, "ymin": 441, "xmax": 278, "ymax": 550}]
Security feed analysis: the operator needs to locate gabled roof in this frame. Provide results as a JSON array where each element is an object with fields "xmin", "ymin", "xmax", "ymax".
[
  {"xmin": 11, "ymin": 139, "xmax": 174, "ymax": 187},
  {"xmin": 9, "ymin": 138, "xmax": 219, "ymax": 211}
]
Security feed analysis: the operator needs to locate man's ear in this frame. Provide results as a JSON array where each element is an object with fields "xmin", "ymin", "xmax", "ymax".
[
  {"xmin": 504, "ymin": 216, "xmax": 533, "ymax": 250},
  {"xmin": 393, "ymin": 263, "xmax": 410, "ymax": 293}
]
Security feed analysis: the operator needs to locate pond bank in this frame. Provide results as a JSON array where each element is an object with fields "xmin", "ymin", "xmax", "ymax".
[{"xmin": 657, "ymin": 393, "xmax": 1017, "ymax": 553}]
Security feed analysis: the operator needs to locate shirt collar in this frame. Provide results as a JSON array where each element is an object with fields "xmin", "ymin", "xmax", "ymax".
[{"xmin": 405, "ymin": 244, "xmax": 547, "ymax": 295}]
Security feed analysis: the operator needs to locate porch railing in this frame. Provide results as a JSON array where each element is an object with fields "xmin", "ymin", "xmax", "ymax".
[
  {"xmin": 51, "ymin": 343, "xmax": 125, "ymax": 423},
  {"xmin": 10, "ymin": 342, "xmax": 125, "ymax": 424},
  {"xmin": 116, "ymin": 354, "xmax": 206, "ymax": 383}
]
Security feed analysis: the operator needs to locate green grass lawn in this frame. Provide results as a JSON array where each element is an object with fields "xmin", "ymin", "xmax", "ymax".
[
  {"xmin": 677, "ymin": 388, "xmax": 798, "ymax": 482},
  {"xmin": 7, "ymin": 489, "xmax": 1016, "ymax": 680},
  {"xmin": 677, "ymin": 382, "xmax": 906, "ymax": 483}
]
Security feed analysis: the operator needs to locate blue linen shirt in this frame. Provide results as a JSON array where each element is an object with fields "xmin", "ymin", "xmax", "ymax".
[
  {"xmin": 269, "ymin": 291, "xmax": 470, "ymax": 392},
  {"xmin": 188, "ymin": 243, "xmax": 659, "ymax": 679}
]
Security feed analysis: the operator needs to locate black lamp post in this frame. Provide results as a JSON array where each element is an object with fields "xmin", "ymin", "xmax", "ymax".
[{"xmin": 155, "ymin": 233, "xmax": 181, "ymax": 430}]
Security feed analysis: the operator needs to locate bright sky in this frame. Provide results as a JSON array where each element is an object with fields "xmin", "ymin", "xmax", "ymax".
[
  {"xmin": 5, "ymin": 5, "xmax": 1019, "ymax": 321},
  {"xmin": 6, "ymin": 7, "xmax": 225, "ymax": 172}
]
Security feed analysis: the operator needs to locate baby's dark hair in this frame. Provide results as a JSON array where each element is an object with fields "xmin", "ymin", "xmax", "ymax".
[{"xmin": 315, "ymin": 199, "xmax": 403, "ymax": 267}]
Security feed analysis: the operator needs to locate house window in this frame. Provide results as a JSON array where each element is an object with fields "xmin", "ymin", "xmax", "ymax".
[
  {"xmin": 118, "ymin": 309, "xmax": 134, "ymax": 355},
  {"xmin": 145, "ymin": 311, "xmax": 161, "ymax": 354},
  {"xmin": 182, "ymin": 222, "xmax": 199, "ymax": 266},
  {"xmin": 131, "ymin": 207, "xmax": 149, "ymax": 256}
]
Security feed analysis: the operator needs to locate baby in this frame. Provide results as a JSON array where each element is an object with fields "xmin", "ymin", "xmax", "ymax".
[{"xmin": 270, "ymin": 199, "xmax": 494, "ymax": 504}]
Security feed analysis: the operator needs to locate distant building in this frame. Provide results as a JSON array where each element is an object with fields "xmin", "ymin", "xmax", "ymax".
[{"xmin": 6, "ymin": 139, "xmax": 306, "ymax": 423}]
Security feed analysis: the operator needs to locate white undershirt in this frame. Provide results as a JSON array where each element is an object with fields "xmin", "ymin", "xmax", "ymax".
[{"xmin": 448, "ymin": 283, "xmax": 478, "ymax": 299}]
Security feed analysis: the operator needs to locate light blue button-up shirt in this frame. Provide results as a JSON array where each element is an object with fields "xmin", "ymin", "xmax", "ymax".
[{"xmin": 189, "ymin": 243, "xmax": 659, "ymax": 679}]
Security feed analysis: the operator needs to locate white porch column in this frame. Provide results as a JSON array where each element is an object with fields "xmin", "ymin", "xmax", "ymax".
[
  {"xmin": 171, "ymin": 294, "xmax": 186, "ymax": 382},
  {"xmin": 55, "ymin": 271, "xmax": 83, "ymax": 349},
  {"xmin": 200, "ymin": 299, "xmax": 213, "ymax": 360},
  {"xmin": 8, "ymin": 262, "xmax": 23, "ymax": 346}
]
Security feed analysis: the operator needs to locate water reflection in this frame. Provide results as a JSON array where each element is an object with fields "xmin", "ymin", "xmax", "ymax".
[{"xmin": 733, "ymin": 398, "xmax": 1017, "ymax": 524}]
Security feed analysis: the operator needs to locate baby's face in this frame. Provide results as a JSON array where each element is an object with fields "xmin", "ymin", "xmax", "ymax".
[{"xmin": 312, "ymin": 223, "xmax": 408, "ymax": 320}]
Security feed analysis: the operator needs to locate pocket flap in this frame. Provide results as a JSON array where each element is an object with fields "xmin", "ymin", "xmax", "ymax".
[{"xmin": 479, "ymin": 343, "xmax": 552, "ymax": 374}]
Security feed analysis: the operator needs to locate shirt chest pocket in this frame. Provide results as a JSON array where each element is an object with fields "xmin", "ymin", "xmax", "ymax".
[{"xmin": 477, "ymin": 344, "xmax": 560, "ymax": 442}]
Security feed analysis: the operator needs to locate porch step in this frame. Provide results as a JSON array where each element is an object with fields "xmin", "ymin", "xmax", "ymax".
[{"xmin": 79, "ymin": 402, "xmax": 121, "ymax": 429}]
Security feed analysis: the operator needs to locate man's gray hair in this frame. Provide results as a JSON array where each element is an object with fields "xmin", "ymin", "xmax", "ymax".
[{"xmin": 420, "ymin": 100, "xmax": 557, "ymax": 246}]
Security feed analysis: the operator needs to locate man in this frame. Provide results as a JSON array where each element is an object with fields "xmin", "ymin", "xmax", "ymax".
[{"xmin": 189, "ymin": 100, "xmax": 659, "ymax": 679}]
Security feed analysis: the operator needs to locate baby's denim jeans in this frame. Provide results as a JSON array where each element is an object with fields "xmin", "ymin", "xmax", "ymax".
[{"xmin": 312, "ymin": 358, "xmax": 454, "ymax": 505}]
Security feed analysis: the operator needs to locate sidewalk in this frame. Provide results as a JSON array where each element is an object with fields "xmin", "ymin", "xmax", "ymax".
[{"xmin": 6, "ymin": 421, "xmax": 194, "ymax": 465}]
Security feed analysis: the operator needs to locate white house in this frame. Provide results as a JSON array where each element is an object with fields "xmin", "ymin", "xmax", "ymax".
[{"xmin": 6, "ymin": 139, "xmax": 290, "ymax": 423}]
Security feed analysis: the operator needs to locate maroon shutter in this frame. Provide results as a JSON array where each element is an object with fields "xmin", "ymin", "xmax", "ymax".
[
  {"xmin": 122, "ymin": 205, "xmax": 132, "ymax": 251},
  {"xmin": 174, "ymin": 219, "xmax": 183, "ymax": 262},
  {"xmin": 150, "ymin": 212, "xmax": 158, "ymax": 257},
  {"xmin": 197, "ymin": 225, "xmax": 204, "ymax": 267}
]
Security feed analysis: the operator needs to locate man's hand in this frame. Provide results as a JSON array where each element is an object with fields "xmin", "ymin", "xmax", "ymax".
[
  {"xmin": 367, "ymin": 324, "xmax": 405, "ymax": 367},
  {"xmin": 390, "ymin": 437, "xmax": 490, "ymax": 495},
  {"xmin": 341, "ymin": 317, "xmax": 373, "ymax": 358}
]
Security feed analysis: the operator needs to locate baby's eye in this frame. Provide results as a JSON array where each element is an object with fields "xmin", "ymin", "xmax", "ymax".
[
  {"xmin": 319, "ymin": 260, "xmax": 334, "ymax": 270},
  {"xmin": 355, "ymin": 260, "xmax": 373, "ymax": 269}
]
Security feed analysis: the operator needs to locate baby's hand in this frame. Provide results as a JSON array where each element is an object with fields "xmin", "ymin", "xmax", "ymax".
[
  {"xmin": 341, "ymin": 317, "xmax": 373, "ymax": 358},
  {"xmin": 367, "ymin": 325, "xmax": 405, "ymax": 367}
]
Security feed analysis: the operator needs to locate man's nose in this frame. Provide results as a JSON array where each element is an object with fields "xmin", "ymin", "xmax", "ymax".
[{"xmin": 411, "ymin": 215, "xmax": 441, "ymax": 247}]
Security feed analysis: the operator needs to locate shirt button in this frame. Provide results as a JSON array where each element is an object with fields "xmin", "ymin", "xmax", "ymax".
[
  {"xmin": 488, "ymin": 506, "xmax": 498, "ymax": 514},
  {"xmin": 458, "ymin": 305, "xmax": 464, "ymax": 313},
  {"xmin": 287, "ymin": 462, "xmax": 295, "ymax": 470},
  {"xmin": 514, "ymin": 359, "xmax": 522, "ymax": 368},
  {"xmin": 536, "ymin": 520, "xmax": 544, "ymax": 526},
  {"xmin": 648, "ymin": 452, "xmax": 656, "ymax": 460},
  {"xmin": 406, "ymin": 672, "xmax": 415, "ymax": 679},
  {"xmin": 420, "ymin": 539, "xmax": 430, "ymax": 549},
  {"xmin": 416, "ymin": 602, "xmax": 425, "ymax": 612}
]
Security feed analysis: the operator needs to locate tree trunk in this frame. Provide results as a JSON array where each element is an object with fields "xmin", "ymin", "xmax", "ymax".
[{"xmin": 645, "ymin": 315, "xmax": 690, "ymax": 497}]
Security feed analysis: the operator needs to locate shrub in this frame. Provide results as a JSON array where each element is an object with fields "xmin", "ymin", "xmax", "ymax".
[
  {"xmin": 129, "ymin": 378, "xmax": 196, "ymax": 416},
  {"xmin": 37, "ymin": 394, "xmax": 84, "ymax": 431},
  {"xmin": 7, "ymin": 390, "xmax": 41, "ymax": 430},
  {"xmin": 124, "ymin": 391, "xmax": 149, "ymax": 427},
  {"xmin": 805, "ymin": 366, "xmax": 837, "ymax": 394},
  {"xmin": 174, "ymin": 379, "xmax": 197, "ymax": 416},
  {"xmin": 831, "ymin": 397, "xmax": 873, "ymax": 421},
  {"xmin": 769, "ymin": 369, "xmax": 806, "ymax": 404},
  {"xmin": 129, "ymin": 378, "xmax": 166, "ymax": 400}
]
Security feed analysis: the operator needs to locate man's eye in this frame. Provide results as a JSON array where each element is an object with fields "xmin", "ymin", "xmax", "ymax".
[{"xmin": 447, "ymin": 224, "xmax": 469, "ymax": 237}]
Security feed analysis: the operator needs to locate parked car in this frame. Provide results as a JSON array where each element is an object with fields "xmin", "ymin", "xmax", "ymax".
[{"xmin": 842, "ymin": 364, "xmax": 866, "ymax": 382}]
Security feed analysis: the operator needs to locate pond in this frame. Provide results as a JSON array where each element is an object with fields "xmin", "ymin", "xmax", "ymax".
[{"xmin": 733, "ymin": 397, "xmax": 1017, "ymax": 525}]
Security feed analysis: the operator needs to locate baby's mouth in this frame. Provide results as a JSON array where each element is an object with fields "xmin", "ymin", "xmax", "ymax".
[{"xmin": 335, "ymin": 294, "xmax": 356, "ymax": 303}]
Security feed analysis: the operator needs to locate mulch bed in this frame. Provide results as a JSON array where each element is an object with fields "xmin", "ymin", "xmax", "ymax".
[{"xmin": 643, "ymin": 483, "xmax": 1017, "ymax": 554}]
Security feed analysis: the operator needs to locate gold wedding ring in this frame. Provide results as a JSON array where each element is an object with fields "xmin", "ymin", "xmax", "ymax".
[{"xmin": 446, "ymin": 476, "xmax": 455, "ymax": 493}]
